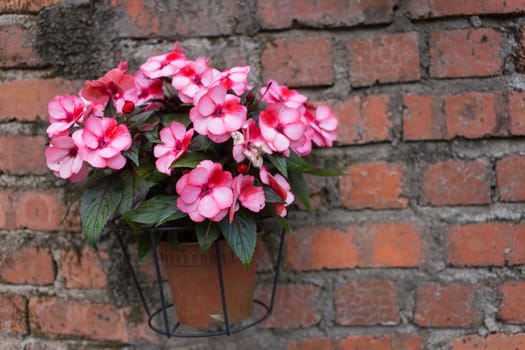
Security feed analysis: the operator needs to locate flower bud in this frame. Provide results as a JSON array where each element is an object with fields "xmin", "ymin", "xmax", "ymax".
[
  {"xmin": 122, "ymin": 100, "xmax": 135, "ymax": 114},
  {"xmin": 237, "ymin": 163, "xmax": 248, "ymax": 174}
]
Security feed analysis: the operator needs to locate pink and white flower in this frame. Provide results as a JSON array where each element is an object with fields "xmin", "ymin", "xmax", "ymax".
[
  {"xmin": 45, "ymin": 135, "xmax": 88, "ymax": 183},
  {"xmin": 231, "ymin": 119, "xmax": 272, "ymax": 168},
  {"xmin": 154, "ymin": 121, "xmax": 194, "ymax": 175},
  {"xmin": 46, "ymin": 95, "xmax": 87, "ymax": 137},
  {"xmin": 229, "ymin": 174, "xmax": 265, "ymax": 222},
  {"xmin": 305, "ymin": 103, "xmax": 338, "ymax": 147},
  {"xmin": 114, "ymin": 71, "xmax": 164, "ymax": 113},
  {"xmin": 215, "ymin": 66, "xmax": 250, "ymax": 95},
  {"xmin": 80, "ymin": 61, "xmax": 135, "ymax": 114},
  {"xmin": 190, "ymin": 85, "xmax": 247, "ymax": 143},
  {"xmin": 259, "ymin": 104, "xmax": 305, "ymax": 153},
  {"xmin": 260, "ymin": 80, "xmax": 307, "ymax": 109},
  {"xmin": 140, "ymin": 42, "xmax": 186, "ymax": 79},
  {"xmin": 73, "ymin": 117, "xmax": 132, "ymax": 170},
  {"xmin": 171, "ymin": 57, "xmax": 218, "ymax": 103},
  {"xmin": 176, "ymin": 160, "xmax": 233, "ymax": 222},
  {"xmin": 259, "ymin": 166, "xmax": 294, "ymax": 217}
]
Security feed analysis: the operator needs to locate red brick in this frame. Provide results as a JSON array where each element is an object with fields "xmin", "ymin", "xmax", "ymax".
[
  {"xmin": 0, "ymin": 190, "xmax": 80, "ymax": 231},
  {"xmin": 337, "ymin": 335, "xmax": 424, "ymax": 350},
  {"xmin": 338, "ymin": 336, "xmax": 391, "ymax": 350},
  {"xmin": 341, "ymin": 161, "xmax": 407, "ymax": 209},
  {"xmin": 285, "ymin": 223, "xmax": 423, "ymax": 270},
  {"xmin": 445, "ymin": 92, "xmax": 503, "ymax": 139},
  {"xmin": 0, "ymin": 135, "xmax": 47, "ymax": 175},
  {"xmin": 452, "ymin": 333, "xmax": 525, "ymax": 350},
  {"xmin": 0, "ymin": 294, "xmax": 26, "ymax": 335},
  {"xmin": 347, "ymin": 32, "xmax": 419, "ymax": 87},
  {"xmin": 422, "ymin": 160, "xmax": 490, "ymax": 206},
  {"xmin": 111, "ymin": 0, "xmax": 254, "ymax": 38},
  {"xmin": 0, "ymin": 247, "xmax": 55, "ymax": 285},
  {"xmin": 409, "ymin": 0, "xmax": 525, "ymax": 18},
  {"xmin": 336, "ymin": 280, "xmax": 399, "ymax": 326},
  {"xmin": 29, "ymin": 297, "xmax": 129, "ymax": 341},
  {"xmin": 60, "ymin": 248, "xmax": 108, "ymax": 289},
  {"xmin": 261, "ymin": 37, "xmax": 333, "ymax": 87},
  {"xmin": 285, "ymin": 226, "xmax": 358, "ymax": 271},
  {"xmin": 0, "ymin": 79, "xmax": 82, "ymax": 122},
  {"xmin": 289, "ymin": 338, "xmax": 331, "ymax": 350},
  {"xmin": 257, "ymin": 0, "xmax": 394, "ymax": 29},
  {"xmin": 0, "ymin": 0, "xmax": 60, "ymax": 13},
  {"xmin": 414, "ymin": 284, "xmax": 483, "ymax": 327},
  {"xmin": 368, "ymin": 222, "xmax": 424, "ymax": 267},
  {"xmin": 403, "ymin": 95, "xmax": 446, "ymax": 140},
  {"xmin": 508, "ymin": 91, "xmax": 525, "ymax": 134},
  {"xmin": 334, "ymin": 95, "xmax": 392, "ymax": 145},
  {"xmin": 256, "ymin": 284, "xmax": 321, "ymax": 328},
  {"xmin": 498, "ymin": 281, "xmax": 525, "ymax": 323},
  {"xmin": 496, "ymin": 155, "xmax": 525, "ymax": 202},
  {"xmin": 447, "ymin": 222, "xmax": 513, "ymax": 266},
  {"xmin": 0, "ymin": 20, "xmax": 42, "ymax": 67},
  {"xmin": 430, "ymin": 29, "xmax": 502, "ymax": 78}
]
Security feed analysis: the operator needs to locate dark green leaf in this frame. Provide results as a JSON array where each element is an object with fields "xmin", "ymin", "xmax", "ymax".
[
  {"xmin": 104, "ymin": 100, "xmax": 116, "ymax": 117},
  {"xmin": 170, "ymin": 152, "xmax": 207, "ymax": 168},
  {"xmin": 286, "ymin": 151, "xmax": 341, "ymax": 176},
  {"xmin": 128, "ymin": 110, "xmax": 157, "ymax": 124},
  {"xmin": 270, "ymin": 155, "xmax": 287, "ymax": 177},
  {"xmin": 289, "ymin": 171, "xmax": 312, "ymax": 212},
  {"xmin": 195, "ymin": 221, "xmax": 220, "ymax": 254},
  {"xmin": 123, "ymin": 195, "xmax": 186, "ymax": 226},
  {"xmin": 137, "ymin": 232, "xmax": 152, "ymax": 261},
  {"xmin": 123, "ymin": 144, "xmax": 140, "ymax": 167},
  {"xmin": 218, "ymin": 210, "xmax": 257, "ymax": 267},
  {"xmin": 143, "ymin": 129, "xmax": 161, "ymax": 144},
  {"xmin": 119, "ymin": 169, "xmax": 150, "ymax": 215},
  {"xmin": 80, "ymin": 177, "xmax": 123, "ymax": 246},
  {"xmin": 263, "ymin": 186, "xmax": 285, "ymax": 203},
  {"xmin": 162, "ymin": 113, "xmax": 190, "ymax": 127},
  {"xmin": 190, "ymin": 134, "xmax": 213, "ymax": 152},
  {"xmin": 276, "ymin": 217, "xmax": 292, "ymax": 233}
]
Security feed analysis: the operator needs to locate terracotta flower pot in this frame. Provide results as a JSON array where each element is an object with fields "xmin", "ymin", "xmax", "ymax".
[{"xmin": 158, "ymin": 240, "xmax": 256, "ymax": 329}]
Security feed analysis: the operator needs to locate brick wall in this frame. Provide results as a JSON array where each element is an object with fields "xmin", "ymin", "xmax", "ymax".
[{"xmin": 2, "ymin": 1, "xmax": 525, "ymax": 349}]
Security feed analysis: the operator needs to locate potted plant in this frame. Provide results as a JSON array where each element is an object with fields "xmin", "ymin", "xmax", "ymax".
[{"xmin": 44, "ymin": 43, "xmax": 338, "ymax": 329}]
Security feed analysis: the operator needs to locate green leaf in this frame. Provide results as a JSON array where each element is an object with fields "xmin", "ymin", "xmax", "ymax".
[
  {"xmin": 289, "ymin": 171, "xmax": 312, "ymax": 212},
  {"xmin": 270, "ymin": 155, "xmax": 287, "ymax": 177},
  {"xmin": 123, "ymin": 195, "xmax": 186, "ymax": 226},
  {"xmin": 218, "ymin": 210, "xmax": 257, "ymax": 267},
  {"xmin": 123, "ymin": 144, "xmax": 140, "ymax": 167},
  {"xmin": 137, "ymin": 232, "xmax": 152, "ymax": 261},
  {"xmin": 104, "ymin": 100, "xmax": 116, "ymax": 117},
  {"xmin": 171, "ymin": 152, "xmax": 207, "ymax": 168},
  {"xmin": 276, "ymin": 216, "xmax": 292, "ymax": 233},
  {"xmin": 195, "ymin": 221, "xmax": 220, "ymax": 254},
  {"xmin": 80, "ymin": 177, "xmax": 123, "ymax": 246},
  {"xmin": 286, "ymin": 151, "xmax": 341, "ymax": 176},
  {"xmin": 128, "ymin": 110, "xmax": 157, "ymax": 124},
  {"xmin": 162, "ymin": 113, "xmax": 190, "ymax": 127},
  {"xmin": 119, "ymin": 169, "xmax": 150, "ymax": 215},
  {"xmin": 263, "ymin": 186, "xmax": 285, "ymax": 203},
  {"xmin": 190, "ymin": 134, "xmax": 213, "ymax": 152}
]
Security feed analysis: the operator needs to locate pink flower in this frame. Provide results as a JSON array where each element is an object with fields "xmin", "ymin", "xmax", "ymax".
[
  {"xmin": 260, "ymin": 80, "xmax": 307, "ymax": 109},
  {"xmin": 259, "ymin": 166, "xmax": 294, "ymax": 217},
  {"xmin": 74, "ymin": 117, "xmax": 132, "ymax": 170},
  {"xmin": 80, "ymin": 61, "xmax": 135, "ymax": 113},
  {"xmin": 176, "ymin": 160, "xmax": 233, "ymax": 222},
  {"xmin": 190, "ymin": 85, "xmax": 247, "ymax": 143},
  {"xmin": 154, "ymin": 121, "xmax": 194, "ymax": 175},
  {"xmin": 259, "ymin": 104, "xmax": 305, "ymax": 153},
  {"xmin": 114, "ymin": 71, "xmax": 164, "ymax": 113},
  {"xmin": 140, "ymin": 42, "xmax": 186, "ymax": 79},
  {"xmin": 46, "ymin": 95, "xmax": 86, "ymax": 137},
  {"xmin": 306, "ymin": 103, "xmax": 338, "ymax": 147},
  {"xmin": 229, "ymin": 174, "xmax": 265, "ymax": 222},
  {"xmin": 216, "ymin": 66, "xmax": 250, "ymax": 95},
  {"xmin": 231, "ymin": 119, "xmax": 272, "ymax": 168},
  {"xmin": 171, "ymin": 57, "xmax": 218, "ymax": 103},
  {"xmin": 45, "ymin": 135, "xmax": 88, "ymax": 183}
]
